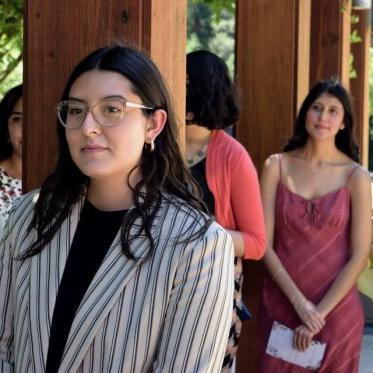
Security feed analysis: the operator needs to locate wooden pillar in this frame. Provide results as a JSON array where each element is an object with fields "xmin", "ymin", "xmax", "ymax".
[
  {"xmin": 309, "ymin": 0, "xmax": 351, "ymax": 87},
  {"xmin": 350, "ymin": 9, "xmax": 370, "ymax": 167},
  {"xmin": 235, "ymin": 1, "xmax": 310, "ymax": 371},
  {"xmin": 24, "ymin": 0, "xmax": 186, "ymax": 191},
  {"xmin": 235, "ymin": 0, "xmax": 310, "ymax": 171}
]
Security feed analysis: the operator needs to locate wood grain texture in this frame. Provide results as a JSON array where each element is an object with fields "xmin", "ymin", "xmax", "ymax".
[
  {"xmin": 235, "ymin": 0, "xmax": 308, "ymax": 172},
  {"xmin": 24, "ymin": 0, "xmax": 186, "ymax": 190},
  {"xmin": 309, "ymin": 0, "xmax": 351, "ymax": 87},
  {"xmin": 235, "ymin": 1, "xmax": 310, "ymax": 371}
]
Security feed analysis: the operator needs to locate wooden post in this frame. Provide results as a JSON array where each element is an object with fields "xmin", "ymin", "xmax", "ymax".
[
  {"xmin": 235, "ymin": 1, "xmax": 310, "ymax": 371},
  {"xmin": 24, "ymin": 0, "xmax": 186, "ymax": 191},
  {"xmin": 235, "ymin": 0, "xmax": 310, "ymax": 172},
  {"xmin": 309, "ymin": 0, "xmax": 351, "ymax": 87},
  {"xmin": 350, "ymin": 9, "xmax": 370, "ymax": 167}
]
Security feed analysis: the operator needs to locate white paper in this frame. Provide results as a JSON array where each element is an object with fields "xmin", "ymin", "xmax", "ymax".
[{"xmin": 265, "ymin": 321, "xmax": 327, "ymax": 370}]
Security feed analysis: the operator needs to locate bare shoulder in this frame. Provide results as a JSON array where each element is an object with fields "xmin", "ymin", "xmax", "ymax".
[
  {"xmin": 348, "ymin": 164, "xmax": 371, "ymax": 194},
  {"xmin": 0, "ymin": 160, "xmax": 8, "ymax": 170},
  {"xmin": 350, "ymin": 164, "xmax": 370, "ymax": 182},
  {"xmin": 263, "ymin": 153, "xmax": 281, "ymax": 171},
  {"xmin": 261, "ymin": 153, "xmax": 282, "ymax": 184}
]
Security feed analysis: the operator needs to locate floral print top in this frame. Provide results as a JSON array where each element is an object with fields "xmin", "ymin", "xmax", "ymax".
[{"xmin": 0, "ymin": 167, "xmax": 22, "ymax": 234}]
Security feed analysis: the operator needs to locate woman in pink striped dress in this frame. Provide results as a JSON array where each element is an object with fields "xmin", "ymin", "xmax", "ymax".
[{"xmin": 258, "ymin": 79, "xmax": 371, "ymax": 372}]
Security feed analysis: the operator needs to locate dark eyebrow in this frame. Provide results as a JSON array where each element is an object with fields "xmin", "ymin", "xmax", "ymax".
[
  {"xmin": 10, "ymin": 111, "xmax": 22, "ymax": 116},
  {"xmin": 312, "ymin": 101, "xmax": 342, "ymax": 110},
  {"xmin": 66, "ymin": 97, "xmax": 86, "ymax": 103},
  {"xmin": 103, "ymin": 95, "xmax": 125, "ymax": 100}
]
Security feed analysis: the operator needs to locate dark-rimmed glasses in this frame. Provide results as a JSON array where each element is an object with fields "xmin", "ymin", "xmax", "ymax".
[{"xmin": 56, "ymin": 98, "xmax": 154, "ymax": 129}]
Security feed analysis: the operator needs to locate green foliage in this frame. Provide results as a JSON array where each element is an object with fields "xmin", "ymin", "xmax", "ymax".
[
  {"xmin": 351, "ymin": 14, "xmax": 360, "ymax": 24},
  {"xmin": 350, "ymin": 29, "xmax": 362, "ymax": 44},
  {"xmin": 189, "ymin": 0, "xmax": 235, "ymax": 21},
  {"xmin": 349, "ymin": 54, "xmax": 357, "ymax": 79},
  {"xmin": 349, "ymin": 12, "xmax": 362, "ymax": 79},
  {"xmin": 0, "ymin": 0, "xmax": 23, "ymax": 98},
  {"xmin": 187, "ymin": 1, "xmax": 235, "ymax": 76},
  {"xmin": 338, "ymin": 0, "xmax": 353, "ymax": 13}
]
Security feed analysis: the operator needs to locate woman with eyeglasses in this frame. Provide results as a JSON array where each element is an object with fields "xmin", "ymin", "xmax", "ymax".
[
  {"xmin": 0, "ymin": 46, "xmax": 234, "ymax": 372},
  {"xmin": 0, "ymin": 84, "xmax": 22, "ymax": 234}
]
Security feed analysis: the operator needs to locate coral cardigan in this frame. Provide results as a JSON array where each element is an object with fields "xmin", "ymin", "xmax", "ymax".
[{"xmin": 206, "ymin": 130, "xmax": 266, "ymax": 259}]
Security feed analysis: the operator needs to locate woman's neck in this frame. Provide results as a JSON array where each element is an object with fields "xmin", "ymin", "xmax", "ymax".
[
  {"xmin": 185, "ymin": 125, "xmax": 212, "ymax": 166},
  {"xmin": 87, "ymin": 176, "xmax": 137, "ymax": 211},
  {"xmin": 185, "ymin": 124, "xmax": 212, "ymax": 145},
  {"xmin": 300, "ymin": 139, "xmax": 343, "ymax": 166},
  {"xmin": 0, "ymin": 154, "xmax": 22, "ymax": 179}
]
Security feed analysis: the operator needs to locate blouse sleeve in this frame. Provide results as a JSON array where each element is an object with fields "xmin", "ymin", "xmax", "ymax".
[
  {"xmin": 0, "ymin": 213, "xmax": 15, "ymax": 372},
  {"xmin": 152, "ymin": 223, "xmax": 234, "ymax": 372},
  {"xmin": 231, "ymin": 150, "xmax": 266, "ymax": 260}
]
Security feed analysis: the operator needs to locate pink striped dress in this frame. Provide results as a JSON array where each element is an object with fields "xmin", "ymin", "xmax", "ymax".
[{"xmin": 258, "ymin": 166, "xmax": 364, "ymax": 372}]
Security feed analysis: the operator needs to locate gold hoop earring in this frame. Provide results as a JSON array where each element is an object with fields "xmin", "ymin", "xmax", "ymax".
[{"xmin": 145, "ymin": 139, "xmax": 155, "ymax": 152}]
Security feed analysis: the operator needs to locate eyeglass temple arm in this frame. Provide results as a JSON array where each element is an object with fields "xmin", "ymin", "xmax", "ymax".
[{"xmin": 126, "ymin": 102, "xmax": 154, "ymax": 110}]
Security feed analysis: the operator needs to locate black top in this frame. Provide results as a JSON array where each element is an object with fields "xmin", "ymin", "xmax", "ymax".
[
  {"xmin": 191, "ymin": 158, "xmax": 215, "ymax": 215},
  {"xmin": 45, "ymin": 200, "xmax": 126, "ymax": 373}
]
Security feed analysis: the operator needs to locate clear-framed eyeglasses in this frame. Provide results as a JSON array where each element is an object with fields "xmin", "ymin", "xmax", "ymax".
[{"xmin": 56, "ymin": 98, "xmax": 154, "ymax": 129}]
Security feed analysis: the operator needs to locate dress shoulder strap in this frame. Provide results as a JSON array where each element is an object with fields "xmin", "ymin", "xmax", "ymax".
[
  {"xmin": 346, "ymin": 164, "xmax": 360, "ymax": 185},
  {"xmin": 277, "ymin": 153, "xmax": 283, "ymax": 182}
]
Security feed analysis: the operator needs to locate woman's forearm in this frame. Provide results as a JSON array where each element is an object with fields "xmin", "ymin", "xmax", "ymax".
[
  {"xmin": 263, "ymin": 248, "xmax": 304, "ymax": 305},
  {"xmin": 226, "ymin": 229, "xmax": 245, "ymax": 257},
  {"xmin": 317, "ymin": 256, "xmax": 369, "ymax": 318},
  {"xmin": 264, "ymin": 247, "xmax": 325, "ymax": 333}
]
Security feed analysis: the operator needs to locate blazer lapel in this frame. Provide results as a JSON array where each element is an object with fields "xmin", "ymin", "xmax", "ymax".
[
  {"xmin": 58, "ymin": 218, "xmax": 154, "ymax": 373},
  {"xmin": 28, "ymin": 200, "xmax": 83, "ymax": 372}
]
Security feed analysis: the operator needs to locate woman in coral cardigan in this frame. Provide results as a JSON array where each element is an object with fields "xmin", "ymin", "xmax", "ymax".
[{"xmin": 186, "ymin": 50, "xmax": 266, "ymax": 372}]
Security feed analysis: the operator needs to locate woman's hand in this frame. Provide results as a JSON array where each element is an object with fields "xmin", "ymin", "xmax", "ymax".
[
  {"xmin": 293, "ymin": 325, "xmax": 315, "ymax": 351},
  {"xmin": 292, "ymin": 296, "xmax": 325, "ymax": 335}
]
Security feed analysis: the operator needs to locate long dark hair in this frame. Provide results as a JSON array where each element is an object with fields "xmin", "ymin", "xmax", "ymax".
[
  {"xmin": 186, "ymin": 50, "xmax": 239, "ymax": 129},
  {"xmin": 0, "ymin": 84, "xmax": 22, "ymax": 161},
  {"xmin": 22, "ymin": 45, "xmax": 209, "ymax": 260},
  {"xmin": 284, "ymin": 79, "xmax": 359, "ymax": 162}
]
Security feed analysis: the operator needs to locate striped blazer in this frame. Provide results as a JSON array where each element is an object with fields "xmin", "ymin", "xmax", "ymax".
[{"xmin": 0, "ymin": 191, "xmax": 234, "ymax": 373}]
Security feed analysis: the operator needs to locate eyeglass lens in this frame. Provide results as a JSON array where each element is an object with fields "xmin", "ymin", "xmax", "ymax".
[{"xmin": 58, "ymin": 99, "xmax": 126, "ymax": 128}]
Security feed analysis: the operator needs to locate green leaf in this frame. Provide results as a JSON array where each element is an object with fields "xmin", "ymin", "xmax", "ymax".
[
  {"xmin": 351, "ymin": 29, "xmax": 362, "ymax": 44},
  {"xmin": 0, "ymin": 0, "xmax": 23, "ymax": 98}
]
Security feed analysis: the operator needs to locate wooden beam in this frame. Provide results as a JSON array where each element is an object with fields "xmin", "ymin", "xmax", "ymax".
[
  {"xmin": 309, "ymin": 0, "xmax": 351, "ymax": 87},
  {"xmin": 24, "ymin": 0, "xmax": 186, "ymax": 191},
  {"xmin": 350, "ymin": 9, "xmax": 370, "ymax": 167},
  {"xmin": 235, "ymin": 1, "xmax": 310, "ymax": 371}
]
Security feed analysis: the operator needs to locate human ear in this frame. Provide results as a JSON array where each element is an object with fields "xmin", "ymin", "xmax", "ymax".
[{"xmin": 146, "ymin": 109, "xmax": 167, "ymax": 144}]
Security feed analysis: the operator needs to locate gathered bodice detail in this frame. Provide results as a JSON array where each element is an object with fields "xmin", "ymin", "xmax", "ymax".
[
  {"xmin": 271, "ymin": 181, "xmax": 352, "ymax": 302},
  {"xmin": 276, "ymin": 181, "xmax": 351, "ymax": 229}
]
